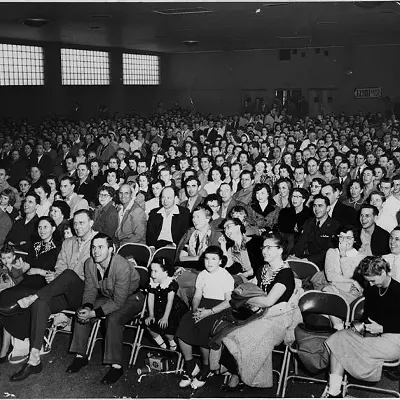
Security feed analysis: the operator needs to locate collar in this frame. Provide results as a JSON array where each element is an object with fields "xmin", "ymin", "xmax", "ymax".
[
  {"xmin": 157, "ymin": 204, "xmax": 179, "ymax": 216},
  {"xmin": 120, "ymin": 197, "xmax": 135, "ymax": 212}
]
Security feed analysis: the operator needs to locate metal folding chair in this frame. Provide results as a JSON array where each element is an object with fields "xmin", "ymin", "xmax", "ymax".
[
  {"xmin": 152, "ymin": 246, "xmax": 176, "ymax": 266},
  {"xmin": 117, "ymin": 243, "xmax": 152, "ymax": 269},
  {"xmin": 281, "ymin": 290, "xmax": 350, "ymax": 397},
  {"xmin": 288, "ymin": 259, "xmax": 319, "ymax": 280},
  {"xmin": 345, "ymin": 297, "xmax": 400, "ymax": 398}
]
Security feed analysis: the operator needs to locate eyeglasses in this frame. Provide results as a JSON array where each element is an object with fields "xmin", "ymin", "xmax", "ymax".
[
  {"xmin": 291, "ymin": 195, "xmax": 303, "ymax": 199},
  {"xmin": 262, "ymin": 245, "xmax": 280, "ymax": 250},
  {"xmin": 99, "ymin": 193, "xmax": 111, "ymax": 198},
  {"xmin": 338, "ymin": 235, "xmax": 354, "ymax": 241},
  {"xmin": 223, "ymin": 224, "xmax": 235, "ymax": 231}
]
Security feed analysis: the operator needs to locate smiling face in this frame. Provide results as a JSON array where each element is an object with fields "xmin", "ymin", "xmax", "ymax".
[
  {"xmin": 91, "ymin": 237, "xmax": 112, "ymax": 264},
  {"xmin": 38, "ymin": 219, "xmax": 55, "ymax": 241}
]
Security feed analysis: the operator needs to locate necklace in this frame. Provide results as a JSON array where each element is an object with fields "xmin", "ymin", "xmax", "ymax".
[{"xmin": 379, "ymin": 278, "xmax": 391, "ymax": 296}]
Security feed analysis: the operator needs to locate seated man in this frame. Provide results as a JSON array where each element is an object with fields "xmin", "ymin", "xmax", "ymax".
[
  {"xmin": 0, "ymin": 209, "xmax": 98, "ymax": 381},
  {"xmin": 65, "ymin": 233, "xmax": 144, "ymax": 384},
  {"xmin": 60, "ymin": 176, "xmax": 89, "ymax": 216}
]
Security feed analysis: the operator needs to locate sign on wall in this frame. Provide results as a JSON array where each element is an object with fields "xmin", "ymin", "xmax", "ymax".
[{"xmin": 354, "ymin": 87, "xmax": 382, "ymax": 99}]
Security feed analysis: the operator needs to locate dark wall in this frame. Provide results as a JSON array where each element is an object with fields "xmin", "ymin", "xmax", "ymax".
[
  {"xmin": 0, "ymin": 42, "xmax": 163, "ymax": 124},
  {"xmin": 159, "ymin": 45, "xmax": 400, "ymax": 116}
]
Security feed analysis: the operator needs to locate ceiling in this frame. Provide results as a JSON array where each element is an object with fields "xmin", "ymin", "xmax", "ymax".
[{"xmin": 0, "ymin": 2, "xmax": 400, "ymax": 53}]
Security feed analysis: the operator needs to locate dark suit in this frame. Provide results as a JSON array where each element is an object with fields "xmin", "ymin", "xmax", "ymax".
[
  {"xmin": 36, "ymin": 154, "xmax": 54, "ymax": 176},
  {"xmin": 293, "ymin": 216, "xmax": 340, "ymax": 270},
  {"xmin": 205, "ymin": 128, "xmax": 218, "ymax": 144},
  {"xmin": 371, "ymin": 225, "xmax": 391, "ymax": 256},
  {"xmin": 146, "ymin": 205, "xmax": 191, "ymax": 249},
  {"xmin": 331, "ymin": 175, "xmax": 351, "ymax": 201},
  {"xmin": 331, "ymin": 201, "xmax": 358, "ymax": 227},
  {"xmin": 180, "ymin": 195, "xmax": 204, "ymax": 213}
]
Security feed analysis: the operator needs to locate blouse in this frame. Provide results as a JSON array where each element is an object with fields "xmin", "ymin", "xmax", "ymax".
[{"xmin": 195, "ymin": 267, "xmax": 234, "ymax": 301}]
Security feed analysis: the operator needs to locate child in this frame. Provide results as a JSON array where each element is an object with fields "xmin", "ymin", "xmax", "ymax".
[
  {"xmin": 0, "ymin": 244, "xmax": 29, "ymax": 286},
  {"xmin": 145, "ymin": 258, "xmax": 187, "ymax": 351}
]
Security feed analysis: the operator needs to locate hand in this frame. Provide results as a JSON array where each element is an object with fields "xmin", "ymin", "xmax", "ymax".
[
  {"xmin": 338, "ymin": 241, "xmax": 348, "ymax": 257},
  {"xmin": 77, "ymin": 308, "xmax": 93, "ymax": 324},
  {"xmin": 365, "ymin": 318, "xmax": 383, "ymax": 335},
  {"xmin": 45, "ymin": 271, "xmax": 56, "ymax": 283},
  {"xmin": 192, "ymin": 307, "xmax": 212, "ymax": 323},
  {"xmin": 19, "ymin": 241, "xmax": 26, "ymax": 246},
  {"xmin": 27, "ymin": 268, "xmax": 41, "ymax": 275},
  {"xmin": 158, "ymin": 316, "xmax": 169, "ymax": 329},
  {"xmin": 145, "ymin": 316, "xmax": 155, "ymax": 326},
  {"xmin": 218, "ymin": 236, "xmax": 227, "ymax": 250},
  {"xmin": 5, "ymin": 205, "xmax": 12, "ymax": 213}
]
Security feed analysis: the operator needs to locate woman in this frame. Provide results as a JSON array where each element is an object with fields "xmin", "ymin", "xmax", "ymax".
[
  {"xmin": 104, "ymin": 168, "xmax": 123, "ymax": 191},
  {"xmin": 277, "ymin": 188, "xmax": 312, "ymax": 254},
  {"xmin": 218, "ymin": 218, "xmax": 264, "ymax": 281},
  {"xmin": 343, "ymin": 179, "xmax": 364, "ymax": 211},
  {"xmin": 253, "ymin": 160, "xmax": 268, "ymax": 184},
  {"xmin": 204, "ymin": 167, "xmax": 225, "ymax": 195},
  {"xmin": 89, "ymin": 158, "xmax": 105, "ymax": 188},
  {"xmin": 18, "ymin": 178, "xmax": 32, "ymax": 202},
  {"xmin": 321, "ymin": 159, "xmax": 336, "ymax": 183},
  {"xmin": 228, "ymin": 205, "xmax": 259, "ymax": 237},
  {"xmin": 217, "ymin": 232, "xmax": 302, "ymax": 389},
  {"xmin": 322, "ymin": 225, "xmax": 365, "ymax": 329},
  {"xmin": 273, "ymin": 178, "xmax": 292, "ymax": 209},
  {"xmin": 225, "ymin": 143, "xmax": 235, "ymax": 163},
  {"xmin": 166, "ymin": 145, "xmax": 179, "ymax": 167},
  {"xmin": 368, "ymin": 190, "xmax": 395, "ymax": 233},
  {"xmin": 176, "ymin": 246, "xmax": 234, "ymax": 389},
  {"xmin": 248, "ymin": 183, "xmax": 280, "ymax": 231},
  {"xmin": 0, "ymin": 188, "xmax": 19, "ymax": 221},
  {"xmin": 49, "ymin": 200, "xmax": 71, "ymax": 245},
  {"xmin": 279, "ymin": 164, "xmax": 293, "ymax": 181},
  {"xmin": 137, "ymin": 173, "xmax": 152, "ymax": 202},
  {"xmin": 92, "ymin": 185, "xmax": 118, "ymax": 241},
  {"xmin": 46, "ymin": 175, "xmax": 59, "ymax": 204},
  {"xmin": 33, "ymin": 182, "xmax": 52, "ymax": 217},
  {"xmin": 221, "ymin": 163, "xmax": 231, "ymax": 184},
  {"xmin": 0, "ymin": 216, "xmax": 61, "ymax": 362},
  {"xmin": 321, "ymin": 256, "xmax": 400, "ymax": 397},
  {"xmin": 305, "ymin": 177, "xmax": 325, "ymax": 208}
]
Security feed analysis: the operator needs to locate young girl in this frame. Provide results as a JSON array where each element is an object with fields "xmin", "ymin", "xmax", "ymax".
[
  {"xmin": 176, "ymin": 246, "xmax": 234, "ymax": 389},
  {"xmin": 145, "ymin": 258, "xmax": 187, "ymax": 351}
]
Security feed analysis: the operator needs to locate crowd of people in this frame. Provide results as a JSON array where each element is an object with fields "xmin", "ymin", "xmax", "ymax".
[{"xmin": 0, "ymin": 100, "xmax": 399, "ymax": 394}]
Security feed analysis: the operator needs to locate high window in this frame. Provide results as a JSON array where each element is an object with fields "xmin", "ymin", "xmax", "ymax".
[{"xmin": 122, "ymin": 54, "xmax": 159, "ymax": 85}]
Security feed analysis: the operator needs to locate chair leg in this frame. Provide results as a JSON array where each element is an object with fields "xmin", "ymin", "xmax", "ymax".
[
  {"xmin": 86, "ymin": 320, "xmax": 101, "ymax": 360},
  {"xmin": 281, "ymin": 351, "xmax": 292, "ymax": 398},
  {"xmin": 276, "ymin": 346, "xmax": 289, "ymax": 397}
]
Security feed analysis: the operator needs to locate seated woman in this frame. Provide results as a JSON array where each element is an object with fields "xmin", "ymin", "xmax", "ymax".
[
  {"xmin": 277, "ymin": 188, "xmax": 313, "ymax": 254},
  {"xmin": 383, "ymin": 227, "xmax": 400, "ymax": 283},
  {"xmin": 273, "ymin": 178, "xmax": 292, "ymax": 209},
  {"xmin": 343, "ymin": 179, "xmax": 364, "ymax": 211},
  {"xmin": 247, "ymin": 183, "xmax": 280, "ymax": 231},
  {"xmin": 104, "ymin": 168, "xmax": 123, "ymax": 191},
  {"xmin": 217, "ymin": 232, "xmax": 302, "ymax": 389},
  {"xmin": 321, "ymin": 159, "xmax": 336, "ymax": 183},
  {"xmin": 176, "ymin": 246, "xmax": 234, "ymax": 389},
  {"xmin": 46, "ymin": 175, "xmax": 59, "ymax": 204},
  {"xmin": 49, "ymin": 200, "xmax": 71, "ymax": 245},
  {"xmin": 321, "ymin": 256, "xmax": 400, "ymax": 398},
  {"xmin": 0, "ymin": 217, "xmax": 61, "ymax": 362},
  {"xmin": 0, "ymin": 188, "xmax": 19, "ymax": 222},
  {"xmin": 322, "ymin": 225, "xmax": 365, "ymax": 329},
  {"xmin": 92, "ymin": 185, "xmax": 118, "ymax": 241},
  {"xmin": 228, "ymin": 205, "xmax": 259, "ymax": 237},
  {"xmin": 33, "ymin": 182, "xmax": 52, "ymax": 217},
  {"xmin": 204, "ymin": 167, "xmax": 225, "ymax": 195},
  {"xmin": 368, "ymin": 190, "xmax": 396, "ymax": 233},
  {"xmin": 219, "ymin": 218, "xmax": 264, "ymax": 282},
  {"xmin": 305, "ymin": 177, "xmax": 325, "ymax": 208}
]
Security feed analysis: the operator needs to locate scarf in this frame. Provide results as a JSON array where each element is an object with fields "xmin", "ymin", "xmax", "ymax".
[
  {"xmin": 33, "ymin": 239, "xmax": 57, "ymax": 259},
  {"xmin": 259, "ymin": 261, "xmax": 290, "ymax": 293},
  {"xmin": 187, "ymin": 229, "xmax": 212, "ymax": 256}
]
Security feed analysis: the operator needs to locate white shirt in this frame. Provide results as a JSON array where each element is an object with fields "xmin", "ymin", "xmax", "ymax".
[
  {"xmin": 383, "ymin": 253, "xmax": 400, "ymax": 283},
  {"xmin": 157, "ymin": 205, "xmax": 180, "ymax": 243},
  {"xmin": 118, "ymin": 198, "xmax": 135, "ymax": 228},
  {"xmin": 195, "ymin": 267, "xmax": 234, "ymax": 300}
]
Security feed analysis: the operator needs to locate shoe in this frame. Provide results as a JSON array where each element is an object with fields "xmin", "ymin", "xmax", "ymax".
[
  {"xmin": 0, "ymin": 303, "xmax": 22, "ymax": 317},
  {"xmin": 10, "ymin": 362, "xmax": 43, "ymax": 381},
  {"xmin": 0, "ymin": 345, "xmax": 13, "ymax": 363},
  {"xmin": 384, "ymin": 366, "xmax": 400, "ymax": 381},
  {"xmin": 222, "ymin": 374, "xmax": 244, "ymax": 392},
  {"xmin": 100, "ymin": 367, "xmax": 124, "ymax": 384},
  {"xmin": 321, "ymin": 386, "xmax": 342, "ymax": 398},
  {"xmin": 191, "ymin": 370, "xmax": 211, "ymax": 389},
  {"xmin": 66, "ymin": 356, "xmax": 89, "ymax": 373},
  {"xmin": 179, "ymin": 363, "xmax": 200, "ymax": 388}
]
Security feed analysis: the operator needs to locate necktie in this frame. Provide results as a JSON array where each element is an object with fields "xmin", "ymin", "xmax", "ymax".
[
  {"xmin": 316, "ymin": 220, "xmax": 320, "ymax": 229},
  {"xmin": 195, "ymin": 234, "xmax": 201, "ymax": 254}
]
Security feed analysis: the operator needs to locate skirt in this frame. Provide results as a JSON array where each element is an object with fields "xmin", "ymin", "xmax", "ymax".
[
  {"xmin": 176, "ymin": 298, "xmax": 223, "ymax": 348},
  {"xmin": 325, "ymin": 329, "xmax": 400, "ymax": 381}
]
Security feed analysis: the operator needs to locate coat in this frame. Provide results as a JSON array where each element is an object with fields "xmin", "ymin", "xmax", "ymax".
[
  {"xmin": 115, "ymin": 202, "xmax": 147, "ymax": 246},
  {"xmin": 331, "ymin": 201, "xmax": 358, "ymax": 227},
  {"xmin": 371, "ymin": 225, "xmax": 391, "ymax": 256},
  {"xmin": 93, "ymin": 202, "xmax": 119, "ymax": 241}
]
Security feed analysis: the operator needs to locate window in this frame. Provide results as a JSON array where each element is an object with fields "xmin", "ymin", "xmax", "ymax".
[
  {"xmin": 61, "ymin": 48, "xmax": 110, "ymax": 85},
  {"xmin": 0, "ymin": 44, "xmax": 44, "ymax": 86},
  {"xmin": 122, "ymin": 54, "xmax": 159, "ymax": 85}
]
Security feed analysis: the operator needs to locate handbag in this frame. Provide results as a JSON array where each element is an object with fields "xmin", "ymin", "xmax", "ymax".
[{"xmin": 0, "ymin": 268, "xmax": 14, "ymax": 292}]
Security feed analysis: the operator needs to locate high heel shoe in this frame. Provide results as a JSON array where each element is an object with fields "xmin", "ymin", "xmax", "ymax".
[{"xmin": 222, "ymin": 375, "xmax": 245, "ymax": 392}]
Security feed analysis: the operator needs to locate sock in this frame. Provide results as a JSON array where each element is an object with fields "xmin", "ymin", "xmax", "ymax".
[
  {"xmin": 28, "ymin": 349, "xmax": 40, "ymax": 366},
  {"xmin": 168, "ymin": 339, "xmax": 177, "ymax": 349},
  {"xmin": 185, "ymin": 359, "xmax": 196, "ymax": 375},
  {"xmin": 153, "ymin": 335, "xmax": 166, "ymax": 349},
  {"xmin": 328, "ymin": 373, "xmax": 343, "ymax": 396},
  {"xmin": 111, "ymin": 364, "xmax": 122, "ymax": 369},
  {"xmin": 76, "ymin": 354, "xmax": 84, "ymax": 359}
]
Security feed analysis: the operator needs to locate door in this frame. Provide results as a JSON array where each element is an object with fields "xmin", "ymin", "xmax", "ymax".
[{"xmin": 308, "ymin": 89, "xmax": 337, "ymax": 117}]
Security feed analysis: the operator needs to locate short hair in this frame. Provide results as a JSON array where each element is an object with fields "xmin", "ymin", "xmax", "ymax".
[
  {"xmin": 73, "ymin": 208, "xmax": 93, "ymax": 220},
  {"xmin": 205, "ymin": 193, "xmax": 222, "ymax": 207},
  {"xmin": 0, "ymin": 188, "xmax": 16, "ymax": 206},
  {"xmin": 184, "ymin": 176, "xmax": 200, "ymax": 187},
  {"xmin": 360, "ymin": 203, "xmax": 379, "ymax": 216},
  {"xmin": 65, "ymin": 155, "xmax": 77, "ymax": 163},
  {"xmin": 291, "ymin": 187, "xmax": 310, "ymax": 203},
  {"xmin": 200, "ymin": 245, "xmax": 227, "ymax": 268},
  {"xmin": 0, "ymin": 244, "xmax": 15, "ymax": 256},
  {"xmin": 379, "ymin": 177, "xmax": 393, "ymax": 187},
  {"xmin": 223, "ymin": 217, "xmax": 246, "ymax": 235},
  {"xmin": 192, "ymin": 204, "xmax": 213, "ymax": 220},
  {"xmin": 336, "ymin": 224, "xmax": 362, "ymax": 250},
  {"xmin": 32, "ymin": 182, "xmax": 51, "ymax": 196},
  {"xmin": 89, "ymin": 158, "xmax": 103, "ymax": 169},
  {"xmin": 229, "ymin": 205, "xmax": 249, "ymax": 217},
  {"xmin": 356, "ymin": 255, "xmax": 390, "ymax": 276},
  {"xmin": 25, "ymin": 192, "xmax": 41, "ymax": 205},
  {"xmin": 60, "ymin": 176, "xmax": 76, "ymax": 186},
  {"xmin": 38, "ymin": 215, "xmax": 57, "ymax": 229},
  {"xmin": 262, "ymin": 231, "xmax": 289, "ymax": 261},
  {"xmin": 322, "ymin": 182, "xmax": 341, "ymax": 194},
  {"xmin": 151, "ymin": 178, "xmax": 165, "ymax": 188},
  {"xmin": 240, "ymin": 170, "xmax": 253, "ymax": 179},
  {"xmin": 207, "ymin": 166, "xmax": 226, "ymax": 181},
  {"xmin": 105, "ymin": 168, "xmax": 124, "ymax": 183},
  {"xmin": 313, "ymin": 194, "xmax": 330, "ymax": 207},
  {"xmin": 97, "ymin": 184, "xmax": 116, "ymax": 200},
  {"xmin": 91, "ymin": 232, "xmax": 113, "ymax": 249},
  {"xmin": 367, "ymin": 190, "xmax": 386, "ymax": 205},
  {"xmin": 51, "ymin": 200, "xmax": 70, "ymax": 219}
]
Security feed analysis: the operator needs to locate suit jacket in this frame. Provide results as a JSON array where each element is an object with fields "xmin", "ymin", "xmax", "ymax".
[
  {"xmin": 331, "ymin": 201, "xmax": 358, "ymax": 227},
  {"xmin": 293, "ymin": 216, "xmax": 340, "ymax": 270},
  {"xmin": 331, "ymin": 175, "xmax": 351, "ymax": 201},
  {"xmin": 146, "ymin": 205, "xmax": 191, "ymax": 247},
  {"xmin": 371, "ymin": 225, "xmax": 391, "ymax": 256},
  {"xmin": 8, "ymin": 158, "xmax": 28, "ymax": 187},
  {"xmin": 81, "ymin": 253, "xmax": 140, "ymax": 317},
  {"xmin": 36, "ymin": 154, "xmax": 54, "ymax": 176},
  {"xmin": 93, "ymin": 202, "xmax": 119, "ymax": 241},
  {"xmin": 97, "ymin": 144, "xmax": 115, "ymax": 164},
  {"xmin": 66, "ymin": 193, "xmax": 89, "ymax": 216},
  {"xmin": 205, "ymin": 128, "xmax": 218, "ymax": 144},
  {"xmin": 115, "ymin": 202, "xmax": 147, "ymax": 246},
  {"xmin": 180, "ymin": 195, "xmax": 204, "ymax": 213}
]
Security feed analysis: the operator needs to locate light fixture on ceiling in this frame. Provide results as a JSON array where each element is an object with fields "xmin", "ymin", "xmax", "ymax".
[
  {"xmin": 255, "ymin": 8, "xmax": 261, "ymax": 13},
  {"xmin": 154, "ymin": 7, "xmax": 211, "ymax": 15},
  {"xmin": 317, "ymin": 21, "xmax": 338, "ymax": 25},
  {"xmin": 182, "ymin": 40, "xmax": 199, "ymax": 46},
  {"xmin": 262, "ymin": 3, "xmax": 289, "ymax": 7},
  {"xmin": 19, "ymin": 18, "xmax": 50, "ymax": 28},
  {"xmin": 90, "ymin": 14, "xmax": 112, "ymax": 19},
  {"xmin": 277, "ymin": 36, "xmax": 312, "ymax": 40},
  {"xmin": 89, "ymin": 26, "xmax": 101, "ymax": 31}
]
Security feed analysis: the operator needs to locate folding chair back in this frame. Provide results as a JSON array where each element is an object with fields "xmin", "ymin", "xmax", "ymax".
[
  {"xmin": 288, "ymin": 259, "xmax": 319, "ymax": 280},
  {"xmin": 135, "ymin": 265, "xmax": 150, "ymax": 291},
  {"xmin": 117, "ymin": 243, "xmax": 152, "ymax": 268},
  {"xmin": 350, "ymin": 296, "xmax": 364, "ymax": 322},
  {"xmin": 152, "ymin": 246, "xmax": 176, "ymax": 266}
]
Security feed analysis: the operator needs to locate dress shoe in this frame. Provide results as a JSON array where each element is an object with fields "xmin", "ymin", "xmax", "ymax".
[
  {"xmin": 10, "ymin": 362, "xmax": 43, "ymax": 381},
  {"xmin": 100, "ymin": 367, "xmax": 124, "ymax": 384},
  {"xmin": 66, "ymin": 356, "xmax": 89, "ymax": 373},
  {"xmin": 384, "ymin": 366, "xmax": 400, "ymax": 381},
  {"xmin": 0, "ymin": 302, "xmax": 22, "ymax": 317}
]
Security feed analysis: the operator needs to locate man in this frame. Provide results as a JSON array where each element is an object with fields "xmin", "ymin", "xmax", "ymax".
[
  {"xmin": 321, "ymin": 183, "xmax": 358, "ymax": 227},
  {"xmin": 232, "ymin": 170, "xmax": 254, "ymax": 205},
  {"xmin": 230, "ymin": 163, "xmax": 242, "ymax": 193},
  {"xmin": 60, "ymin": 176, "xmax": 89, "ymax": 216},
  {"xmin": 218, "ymin": 183, "xmax": 243, "ymax": 219},
  {"xmin": 292, "ymin": 194, "xmax": 340, "ymax": 270},
  {"xmin": 75, "ymin": 163, "xmax": 96, "ymax": 205},
  {"xmin": 0, "ymin": 141, "xmax": 12, "ymax": 169},
  {"xmin": 59, "ymin": 155, "xmax": 78, "ymax": 182},
  {"xmin": 146, "ymin": 142, "xmax": 160, "ymax": 171},
  {"xmin": 83, "ymin": 133, "xmax": 99, "ymax": 155},
  {"xmin": 293, "ymin": 166, "xmax": 307, "ymax": 189},
  {"xmin": 380, "ymin": 175, "xmax": 400, "ymax": 230},
  {"xmin": 0, "ymin": 210, "xmax": 98, "ymax": 381},
  {"xmin": 146, "ymin": 186, "xmax": 190, "ymax": 249},
  {"xmin": 205, "ymin": 120, "xmax": 218, "ymax": 144},
  {"xmin": 115, "ymin": 184, "xmax": 146, "ymax": 246},
  {"xmin": 359, "ymin": 204, "xmax": 390, "ymax": 256},
  {"xmin": 379, "ymin": 178, "xmax": 393, "ymax": 200},
  {"xmin": 350, "ymin": 153, "xmax": 367, "ymax": 180},
  {"xmin": 145, "ymin": 179, "xmax": 165, "ymax": 217},
  {"xmin": 43, "ymin": 139, "xmax": 57, "ymax": 163},
  {"xmin": 331, "ymin": 160, "xmax": 352, "ymax": 201},
  {"xmin": 0, "ymin": 167, "xmax": 21, "ymax": 209},
  {"xmin": 361, "ymin": 167, "xmax": 376, "ymax": 201},
  {"xmin": 249, "ymin": 142, "xmax": 262, "ymax": 165},
  {"xmin": 65, "ymin": 233, "xmax": 144, "ymax": 384},
  {"xmin": 180, "ymin": 177, "xmax": 204, "ymax": 212},
  {"xmin": 198, "ymin": 155, "xmax": 213, "ymax": 189},
  {"xmin": 34, "ymin": 143, "xmax": 54, "ymax": 177},
  {"xmin": 97, "ymin": 134, "xmax": 115, "ymax": 164},
  {"xmin": 172, "ymin": 157, "xmax": 190, "ymax": 189},
  {"xmin": 304, "ymin": 158, "xmax": 324, "ymax": 187}
]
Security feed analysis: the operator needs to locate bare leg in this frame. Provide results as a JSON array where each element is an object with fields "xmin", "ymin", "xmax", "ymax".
[
  {"xmin": 199, "ymin": 346, "xmax": 209, "ymax": 367},
  {"xmin": 0, "ymin": 327, "xmax": 11, "ymax": 358},
  {"xmin": 178, "ymin": 339, "xmax": 193, "ymax": 361}
]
